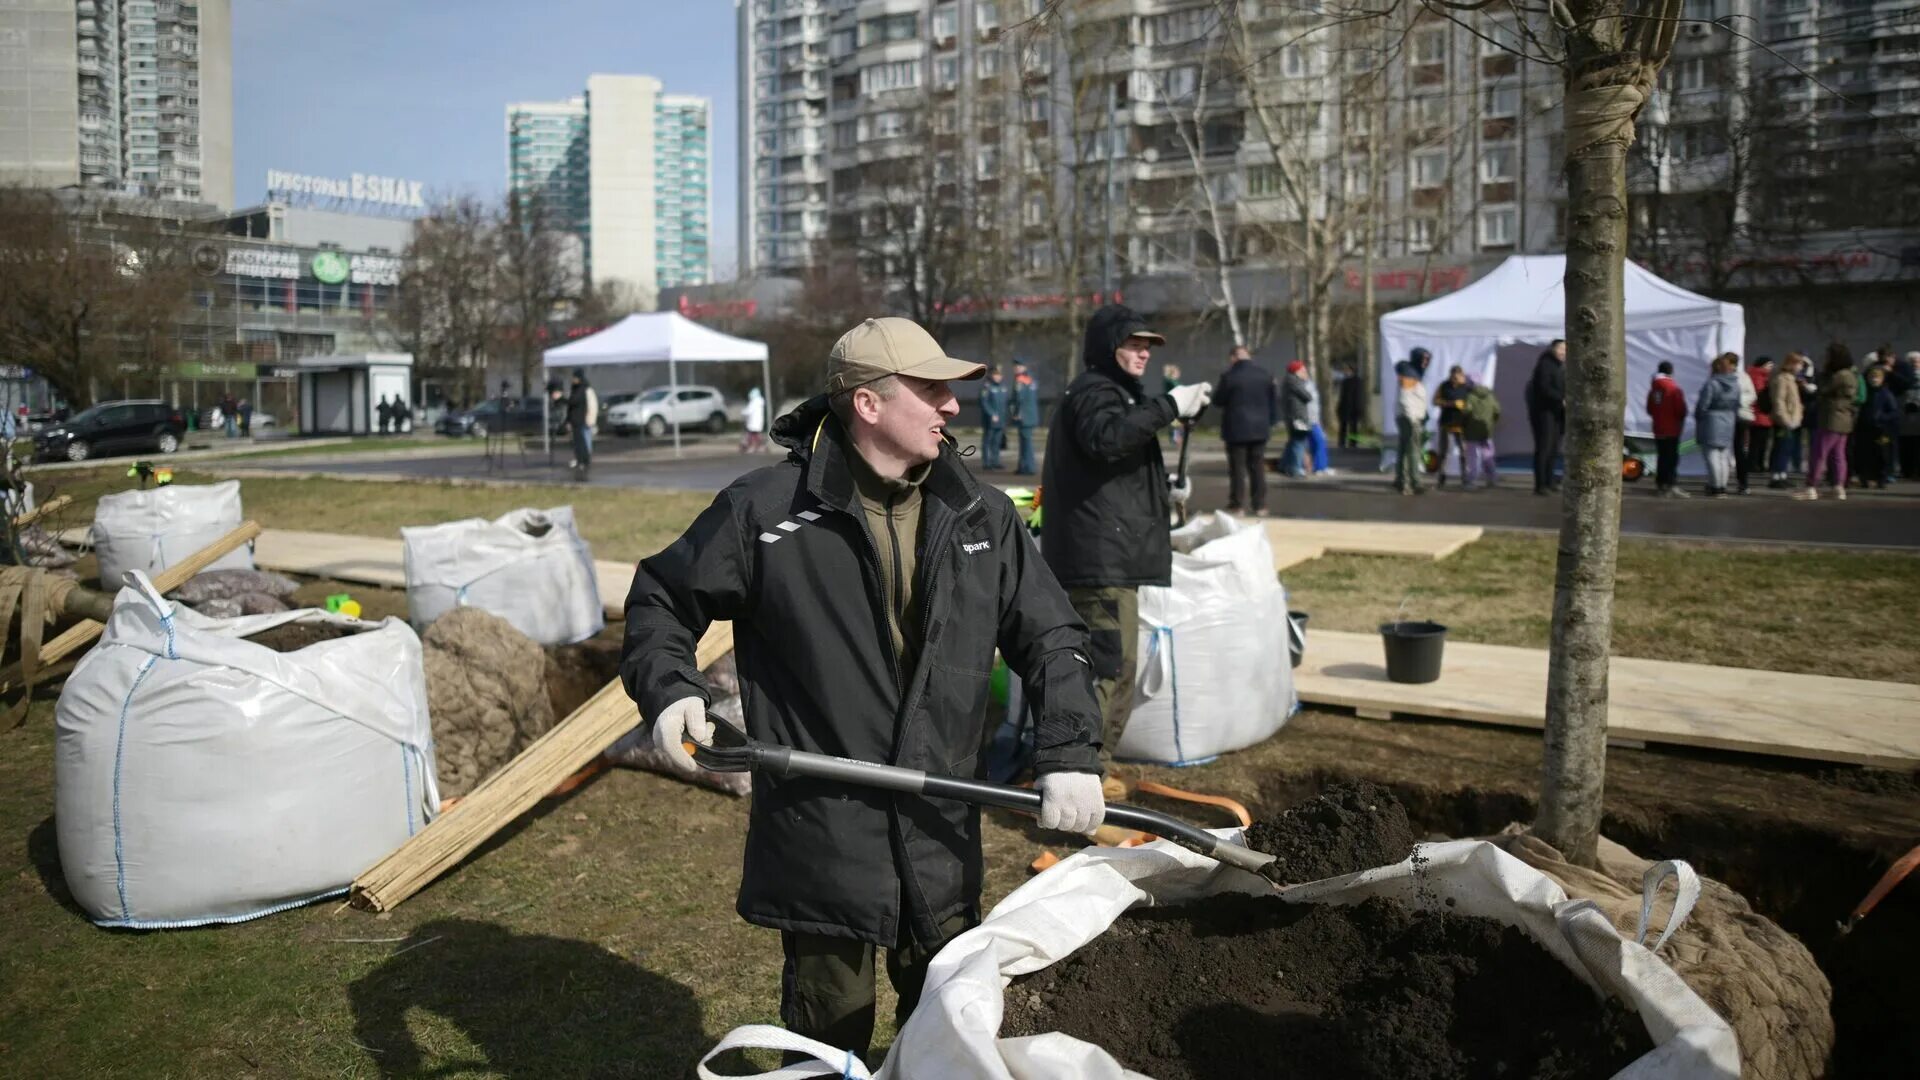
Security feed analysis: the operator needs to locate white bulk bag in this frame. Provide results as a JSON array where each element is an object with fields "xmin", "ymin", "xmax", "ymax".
[
  {"xmin": 402, "ymin": 506, "xmax": 604, "ymax": 646},
  {"xmin": 699, "ymin": 838, "xmax": 1739, "ymax": 1080},
  {"xmin": 55, "ymin": 571, "xmax": 437, "ymax": 928},
  {"xmin": 91, "ymin": 480, "xmax": 252, "ymax": 588},
  {"xmin": 1120, "ymin": 512, "xmax": 1295, "ymax": 765}
]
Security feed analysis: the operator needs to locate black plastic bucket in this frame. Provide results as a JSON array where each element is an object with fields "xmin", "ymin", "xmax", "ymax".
[
  {"xmin": 1287, "ymin": 611, "xmax": 1309, "ymax": 668},
  {"xmin": 1379, "ymin": 620, "xmax": 1447, "ymax": 683}
]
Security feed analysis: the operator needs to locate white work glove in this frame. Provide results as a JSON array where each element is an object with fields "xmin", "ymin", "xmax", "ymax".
[
  {"xmin": 1169, "ymin": 381, "xmax": 1213, "ymax": 419},
  {"xmin": 1167, "ymin": 474, "xmax": 1192, "ymax": 507},
  {"xmin": 650, "ymin": 696, "xmax": 713, "ymax": 772},
  {"xmin": 1035, "ymin": 771, "xmax": 1106, "ymax": 834}
]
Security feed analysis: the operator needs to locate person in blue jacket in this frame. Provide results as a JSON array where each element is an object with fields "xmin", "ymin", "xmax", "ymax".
[
  {"xmin": 1010, "ymin": 360, "xmax": 1041, "ymax": 475},
  {"xmin": 978, "ymin": 364, "xmax": 1008, "ymax": 470}
]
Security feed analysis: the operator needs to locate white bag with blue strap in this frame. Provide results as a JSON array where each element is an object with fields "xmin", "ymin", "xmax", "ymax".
[
  {"xmin": 1119, "ymin": 512, "xmax": 1295, "ymax": 765},
  {"xmin": 90, "ymin": 479, "xmax": 252, "ymax": 590},
  {"xmin": 402, "ymin": 506, "xmax": 604, "ymax": 646},
  {"xmin": 54, "ymin": 570, "xmax": 437, "ymax": 928}
]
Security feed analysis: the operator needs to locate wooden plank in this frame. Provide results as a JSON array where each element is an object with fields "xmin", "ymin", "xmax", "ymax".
[
  {"xmin": 1264, "ymin": 519, "xmax": 1483, "ymax": 562},
  {"xmin": 350, "ymin": 620, "xmax": 733, "ymax": 912},
  {"xmin": 31, "ymin": 521, "xmax": 264, "ymax": 671},
  {"xmin": 1294, "ymin": 629, "xmax": 1920, "ymax": 769},
  {"xmin": 12, "ymin": 493, "xmax": 71, "ymax": 527},
  {"xmin": 1271, "ymin": 541, "xmax": 1326, "ymax": 572}
]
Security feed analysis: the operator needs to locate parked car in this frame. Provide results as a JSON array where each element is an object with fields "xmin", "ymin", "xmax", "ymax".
[
  {"xmin": 33, "ymin": 400, "xmax": 188, "ymax": 462},
  {"xmin": 196, "ymin": 407, "xmax": 277, "ymax": 431},
  {"xmin": 435, "ymin": 396, "xmax": 562, "ymax": 438},
  {"xmin": 605, "ymin": 385, "xmax": 730, "ymax": 437}
]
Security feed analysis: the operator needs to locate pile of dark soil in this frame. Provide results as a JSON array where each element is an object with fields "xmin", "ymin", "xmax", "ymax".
[
  {"xmin": 1244, "ymin": 778, "xmax": 1415, "ymax": 882},
  {"xmin": 242, "ymin": 621, "xmax": 365, "ymax": 653},
  {"xmin": 1001, "ymin": 894, "xmax": 1650, "ymax": 1080},
  {"xmin": 1001, "ymin": 782, "xmax": 1649, "ymax": 1079}
]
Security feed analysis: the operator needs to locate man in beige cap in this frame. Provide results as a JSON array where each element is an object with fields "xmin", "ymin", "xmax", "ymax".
[{"xmin": 622, "ymin": 316, "xmax": 1106, "ymax": 1063}]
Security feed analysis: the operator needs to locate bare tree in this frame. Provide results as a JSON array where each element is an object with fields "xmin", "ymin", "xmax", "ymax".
[
  {"xmin": 494, "ymin": 192, "xmax": 581, "ymax": 395},
  {"xmin": 0, "ymin": 186, "xmax": 196, "ymax": 406},
  {"xmin": 390, "ymin": 196, "xmax": 498, "ymax": 406}
]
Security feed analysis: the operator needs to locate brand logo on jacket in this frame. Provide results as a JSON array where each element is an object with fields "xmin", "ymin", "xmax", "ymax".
[{"xmin": 962, "ymin": 540, "xmax": 991, "ymax": 554}]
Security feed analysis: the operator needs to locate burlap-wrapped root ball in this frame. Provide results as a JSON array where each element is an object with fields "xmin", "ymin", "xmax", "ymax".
[{"xmin": 423, "ymin": 608, "xmax": 555, "ymax": 798}]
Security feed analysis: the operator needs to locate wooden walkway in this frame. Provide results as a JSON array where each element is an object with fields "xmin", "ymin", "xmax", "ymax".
[
  {"xmin": 1264, "ymin": 518, "xmax": 1483, "ymax": 563},
  {"xmin": 1294, "ymin": 629, "xmax": 1920, "ymax": 769}
]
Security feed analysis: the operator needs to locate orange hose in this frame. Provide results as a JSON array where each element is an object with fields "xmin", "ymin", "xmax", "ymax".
[
  {"xmin": 1851, "ymin": 842, "xmax": 1920, "ymax": 922},
  {"xmin": 548, "ymin": 758, "xmax": 609, "ymax": 799},
  {"xmin": 1134, "ymin": 780, "xmax": 1254, "ymax": 828}
]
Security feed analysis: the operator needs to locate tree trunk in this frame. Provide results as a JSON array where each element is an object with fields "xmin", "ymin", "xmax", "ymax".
[{"xmin": 1536, "ymin": 92, "xmax": 1632, "ymax": 869}]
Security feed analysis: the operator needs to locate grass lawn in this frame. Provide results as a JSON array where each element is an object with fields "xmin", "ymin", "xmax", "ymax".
[
  {"xmin": 26, "ymin": 467, "xmax": 714, "ymax": 565},
  {"xmin": 1283, "ymin": 532, "xmax": 1920, "ymax": 685},
  {"xmin": 5, "ymin": 478, "xmax": 1916, "ymax": 1076}
]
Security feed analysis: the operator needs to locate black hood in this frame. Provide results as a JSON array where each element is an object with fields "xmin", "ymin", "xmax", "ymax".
[
  {"xmin": 1081, "ymin": 304, "xmax": 1150, "ymax": 394},
  {"xmin": 771, "ymin": 393, "xmax": 832, "ymax": 453}
]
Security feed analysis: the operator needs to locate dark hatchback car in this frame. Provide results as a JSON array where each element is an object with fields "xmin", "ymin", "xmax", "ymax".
[
  {"xmin": 434, "ymin": 396, "xmax": 563, "ymax": 438},
  {"xmin": 34, "ymin": 400, "xmax": 188, "ymax": 462}
]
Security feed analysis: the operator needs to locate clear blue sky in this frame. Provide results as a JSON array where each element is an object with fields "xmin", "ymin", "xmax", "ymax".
[{"xmin": 232, "ymin": 0, "xmax": 738, "ymax": 272}]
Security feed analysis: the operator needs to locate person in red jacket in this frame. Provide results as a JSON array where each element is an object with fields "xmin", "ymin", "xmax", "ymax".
[
  {"xmin": 1647, "ymin": 361, "xmax": 1689, "ymax": 498},
  {"xmin": 1740, "ymin": 356, "xmax": 1774, "ymax": 494}
]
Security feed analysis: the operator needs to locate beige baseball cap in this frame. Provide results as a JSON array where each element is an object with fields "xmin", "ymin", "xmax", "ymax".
[{"xmin": 827, "ymin": 317, "xmax": 986, "ymax": 393}]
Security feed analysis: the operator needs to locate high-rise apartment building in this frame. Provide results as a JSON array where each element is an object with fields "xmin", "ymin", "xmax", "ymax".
[
  {"xmin": 508, "ymin": 75, "xmax": 711, "ymax": 307},
  {"xmin": 737, "ymin": 0, "xmax": 1918, "ymax": 355},
  {"xmin": 0, "ymin": 0, "xmax": 232, "ymax": 207}
]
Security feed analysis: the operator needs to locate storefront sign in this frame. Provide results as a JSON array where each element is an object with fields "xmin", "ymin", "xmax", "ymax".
[
  {"xmin": 178, "ymin": 361, "xmax": 258, "ymax": 379},
  {"xmin": 225, "ymin": 247, "xmax": 302, "ymax": 280},
  {"xmin": 266, "ymin": 168, "xmax": 427, "ymax": 210},
  {"xmin": 677, "ymin": 294, "xmax": 758, "ymax": 320},
  {"xmin": 1341, "ymin": 265, "xmax": 1473, "ymax": 295},
  {"xmin": 311, "ymin": 251, "xmax": 350, "ymax": 284},
  {"xmin": 350, "ymin": 253, "xmax": 404, "ymax": 286}
]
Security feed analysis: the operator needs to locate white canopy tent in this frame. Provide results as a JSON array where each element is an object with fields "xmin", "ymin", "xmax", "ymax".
[
  {"xmin": 1379, "ymin": 255, "xmax": 1745, "ymax": 451},
  {"xmin": 541, "ymin": 311, "xmax": 771, "ymax": 455}
]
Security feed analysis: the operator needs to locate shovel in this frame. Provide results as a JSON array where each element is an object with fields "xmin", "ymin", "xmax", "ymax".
[
  {"xmin": 1172, "ymin": 409, "xmax": 1202, "ymax": 527},
  {"xmin": 691, "ymin": 715, "xmax": 1281, "ymax": 880}
]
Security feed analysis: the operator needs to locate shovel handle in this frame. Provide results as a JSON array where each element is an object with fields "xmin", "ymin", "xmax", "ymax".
[{"xmin": 753, "ymin": 742, "xmax": 1275, "ymax": 876}]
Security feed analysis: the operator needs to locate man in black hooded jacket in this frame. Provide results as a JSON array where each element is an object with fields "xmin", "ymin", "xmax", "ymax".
[
  {"xmin": 622, "ymin": 316, "xmax": 1104, "ymax": 1062},
  {"xmin": 1040, "ymin": 304, "xmax": 1211, "ymax": 786}
]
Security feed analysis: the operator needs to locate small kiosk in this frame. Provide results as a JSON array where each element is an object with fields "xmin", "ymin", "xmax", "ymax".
[{"xmin": 296, "ymin": 352, "xmax": 414, "ymax": 435}]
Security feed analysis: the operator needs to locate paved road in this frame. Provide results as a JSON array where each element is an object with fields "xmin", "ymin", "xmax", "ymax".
[{"xmin": 233, "ymin": 439, "xmax": 1920, "ymax": 550}]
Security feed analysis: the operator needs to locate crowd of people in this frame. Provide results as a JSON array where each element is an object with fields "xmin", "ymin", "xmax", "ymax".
[{"xmin": 1647, "ymin": 344, "xmax": 1920, "ymax": 500}]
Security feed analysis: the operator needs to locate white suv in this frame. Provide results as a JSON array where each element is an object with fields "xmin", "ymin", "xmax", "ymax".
[{"xmin": 605, "ymin": 385, "xmax": 730, "ymax": 438}]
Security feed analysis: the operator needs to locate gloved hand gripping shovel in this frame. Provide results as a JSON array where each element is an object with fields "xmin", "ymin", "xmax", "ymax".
[{"xmin": 690, "ymin": 715, "xmax": 1282, "ymax": 880}]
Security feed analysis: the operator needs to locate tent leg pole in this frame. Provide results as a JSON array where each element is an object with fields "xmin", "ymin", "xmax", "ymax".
[
  {"xmin": 670, "ymin": 356, "xmax": 681, "ymax": 458},
  {"xmin": 542, "ymin": 369, "xmax": 550, "ymax": 458}
]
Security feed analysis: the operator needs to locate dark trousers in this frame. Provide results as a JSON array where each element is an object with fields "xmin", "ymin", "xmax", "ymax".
[
  {"xmin": 1735, "ymin": 421, "xmax": 1770, "ymax": 490},
  {"xmin": 1395, "ymin": 416, "xmax": 1425, "ymax": 492},
  {"xmin": 1337, "ymin": 412, "xmax": 1361, "ymax": 448},
  {"xmin": 1014, "ymin": 424, "xmax": 1036, "ymax": 474},
  {"xmin": 781, "ymin": 912, "xmax": 972, "ymax": 1063},
  {"xmin": 1434, "ymin": 422, "xmax": 1465, "ymax": 483},
  {"xmin": 571, "ymin": 426, "xmax": 592, "ymax": 470},
  {"xmin": 1770, "ymin": 428, "xmax": 1799, "ymax": 476},
  {"xmin": 1225, "ymin": 439, "xmax": 1268, "ymax": 511},
  {"xmin": 1901, "ymin": 434, "xmax": 1920, "ymax": 480},
  {"xmin": 980, "ymin": 423, "xmax": 1004, "ymax": 469},
  {"xmin": 1654, "ymin": 436, "xmax": 1680, "ymax": 489},
  {"xmin": 1860, "ymin": 433, "xmax": 1894, "ymax": 485},
  {"xmin": 1529, "ymin": 409, "xmax": 1563, "ymax": 491}
]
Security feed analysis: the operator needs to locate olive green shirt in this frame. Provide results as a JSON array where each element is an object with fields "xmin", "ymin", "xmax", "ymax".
[{"xmin": 847, "ymin": 449, "xmax": 930, "ymax": 687}]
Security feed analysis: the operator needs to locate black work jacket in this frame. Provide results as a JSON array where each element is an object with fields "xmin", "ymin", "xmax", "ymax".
[{"xmin": 621, "ymin": 396, "xmax": 1101, "ymax": 948}]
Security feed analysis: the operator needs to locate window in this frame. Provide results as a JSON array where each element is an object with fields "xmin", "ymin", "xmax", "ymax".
[
  {"xmin": 1246, "ymin": 165, "xmax": 1281, "ymax": 197},
  {"xmin": 1415, "ymin": 27, "xmax": 1445, "ymax": 65},
  {"xmin": 1142, "ymin": 6, "xmax": 1210, "ymax": 46},
  {"xmin": 977, "ymin": 145, "xmax": 1000, "ymax": 177},
  {"xmin": 1481, "ymin": 20, "xmax": 1519, "ymax": 57},
  {"xmin": 1479, "ymin": 205, "xmax": 1517, "ymax": 247},
  {"xmin": 936, "ymin": 56, "xmax": 959, "ymax": 88},
  {"xmin": 932, "ymin": 4, "xmax": 957, "ymax": 41},
  {"xmin": 1682, "ymin": 0, "xmax": 1717, "ymax": 21},
  {"xmin": 1025, "ymin": 193, "xmax": 1047, "ymax": 225},
  {"xmin": 1413, "ymin": 149, "xmax": 1447, "ymax": 188},
  {"xmin": 1672, "ymin": 124, "xmax": 1728, "ymax": 159},
  {"xmin": 979, "ymin": 47, "xmax": 1001, "ymax": 78},
  {"xmin": 1344, "ymin": 163, "xmax": 1369, "ymax": 197},
  {"xmin": 860, "ymin": 59, "xmax": 920, "ymax": 95},
  {"xmin": 1408, "ymin": 217, "xmax": 1437, "ymax": 253},
  {"xmin": 935, "ymin": 153, "xmax": 956, "ymax": 182},
  {"xmin": 1162, "ymin": 65, "xmax": 1199, "ymax": 102},
  {"xmin": 1280, "ymin": 44, "xmax": 1307, "ymax": 78},
  {"xmin": 1480, "ymin": 143, "xmax": 1516, "ymax": 181},
  {"xmin": 858, "ymin": 13, "xmax": 917, "ymax": 46},
  {"xmin": 977, "ymin": 1, "xmax": 1000, "ymax": 35},
  {"xmin": 1672, "ymin": 57, "xmax": 1709, "ymax": 92},
  {"xmin": 832, "ymin": 119, "xmax": 856, "ymax": 148},
  {"xmin": 934, "ymin": 104, "xmax": 957, "ymax": 133},
  {"xmin": 1484, "ymin": 85, "xmax": 1519, "ymax": 118},
  {"xmin": 1024, "ymin": 241, "xmax": 1051, "ymax": 274},
  {"xmin": 1023, "ymin": 94, "xmax": 1048, "ymax": 122},
  {"xmin": 1411, "ymin": 94, "xmax": 1444, "ymax": 129},
  {"xmin": 830, "ymin": 29, "xmax": 855, "ymax": 58}
]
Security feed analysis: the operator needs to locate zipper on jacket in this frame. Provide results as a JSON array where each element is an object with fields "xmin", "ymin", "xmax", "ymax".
[
  {"xmin": 848, "ymin": 505, "xmax": 905, "ymax": 697},
  {"xmin": 885, "ymin": 490, "xmax": 907, "ymax": 695},
  {"xmin": 896, "ymin": 494, "xmax": 976, "ymax": 727}
]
